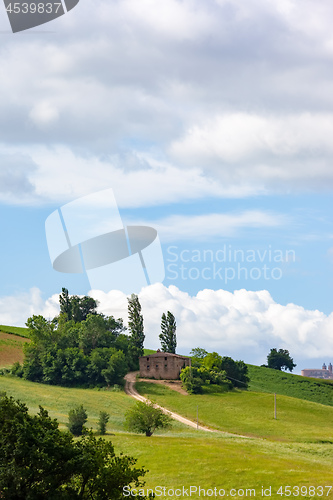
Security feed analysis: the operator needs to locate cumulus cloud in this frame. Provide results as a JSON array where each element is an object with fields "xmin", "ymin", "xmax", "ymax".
[
  {"xmin": 0, "ymin": 288, "xmax": 59, "ymax": 326},
  {"xmin": 3, "ymin": 284, "xmax": 333, "ymax": 369},
  {"xmin": 93, "ymin": 284, "xmax": 332, "ymax": 367},
  {"xmin": 89, "ymin": 285, "xmax": 333, "ymax": 368}
]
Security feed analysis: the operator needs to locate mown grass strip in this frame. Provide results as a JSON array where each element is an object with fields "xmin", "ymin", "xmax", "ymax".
[
  {"xmin": 248, "ymin": 364, "xmax": 333, "ymax": 407},
  {"xmin": 0, "ymin": 325, "xmax": 30, "ymax": 338}
]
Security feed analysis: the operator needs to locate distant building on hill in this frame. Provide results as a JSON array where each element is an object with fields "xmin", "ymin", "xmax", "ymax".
[
  {"xmin": 301, "ymin": 362, "xmax": 333, "ymax": 379},
  {"xmin": 139, "ymin": 350, "xmax": 190, "ymax": 380}
]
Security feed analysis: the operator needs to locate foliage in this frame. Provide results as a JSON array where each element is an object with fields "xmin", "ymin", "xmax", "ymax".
[
  {"xmin": 68, "ymin": 404, "xmax": 88, "ymax": 436},
  {"xmin": 180, "ymin": 366, "xmax": 204, "ymax": 394},
  {"xmin": 180, "ymin": 350, "xmax": 248, "ymax": 393},
  {"xmin": 127, "ymin": 294, "xmax": 145, "ymax": 370},
  {"xmin": 98, "ymin": 411, "xmax": 110, "ymax": 435},
  {"xmin": 267, "ymin": 348, "xmax": 296, "ymax": 372},
  {"xmin": 190, "ymin": 347, "xmax": 208, "ymax": 360},
  {"xmin": 159, "ymin": 311, "xmax": 177, "ymax": 353},
  {"xmin": 20, "ymin": 289, "xmax": 129, "ymax": 388},
  {"xmin": 59, "ymin": 287, "xmax": 98, "ymax": 323},
  {"xmin": 125, "ymin": 400, "xmax": 172, "ymax": 436},
  {"xmin": 0, "ymin": 395, "xmax": 150, "ymax": 499}
]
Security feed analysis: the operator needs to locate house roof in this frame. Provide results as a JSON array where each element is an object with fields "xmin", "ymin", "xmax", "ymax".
[{"xmin": 140, "ymin": 351, "xmax": 190, "ymax": 359}]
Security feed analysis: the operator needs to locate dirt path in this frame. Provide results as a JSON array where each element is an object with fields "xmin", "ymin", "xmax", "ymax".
[{"xmin": 125, "ymin": 372, "xmax": 233, "ymax": 434}]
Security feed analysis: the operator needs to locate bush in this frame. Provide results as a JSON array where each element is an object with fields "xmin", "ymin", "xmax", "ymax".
[
  {"xmin": 68, "ymin": 404, "xmax": 88, "ymax": 436},
  {"xmin": 125, "ymin": 400, "xmax": 172, "ymax": 436},
  {"xmin": 11, "ymin": 362, "xmax": 23, "ymax": 378},
  {"xmin": 98, "ymin": 411, "xmax": 109, "ymax": 435}
]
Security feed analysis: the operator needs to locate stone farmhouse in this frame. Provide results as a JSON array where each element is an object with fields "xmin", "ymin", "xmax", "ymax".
[
  {"xmin": 139, "ymin": 350, "xmax": 190, "ymax": 380},
  {"xmin": 301, "ymin": 362, "xmax": 333, "ymax": 379}
]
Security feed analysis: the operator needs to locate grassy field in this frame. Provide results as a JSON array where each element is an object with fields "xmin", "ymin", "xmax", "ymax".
[
  {"xmin": 248, "ymin": 364, "xmax": 333, "ymax": 406},
  {"xmin": 0, "ymin": 375, "xmax": 141, "ymax": 432},
  {"xmin": 0, "ymin": 331, "xmax": 29, "ymax": 368},
  {"xmin": 1, "ymin": 375, "xmax": 333, "ymax": 498},
  {"xmin": 2, "ymin": 335, "xmax": 333, "ymax": 498},
  {"xmin": 110, "ymin": 433, "xmax": 333, "ymax": 498},
  {"xmin": 0, "ymin": 324, "xmax": 30, "ymax": 338},
  {"xmin": 136, "ymin": 381, "xmax": 333, "ymax": 443}
]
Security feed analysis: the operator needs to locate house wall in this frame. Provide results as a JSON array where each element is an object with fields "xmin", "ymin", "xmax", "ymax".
[
  {"xmin": 139, "ymin": 355, "xmax": 190, "ymax": 380},
  {"xmin": 301, "ymin": 369, "xmax": 333, "ymax": 379}
]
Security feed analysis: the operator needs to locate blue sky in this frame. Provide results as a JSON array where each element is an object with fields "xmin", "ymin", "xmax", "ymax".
[{"xmin": 1, "ymin": 0, "xmax": 333, "ymax": 371}]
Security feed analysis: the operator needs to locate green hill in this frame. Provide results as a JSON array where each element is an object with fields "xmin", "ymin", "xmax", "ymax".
[
  {"xmin": 0, "ymin": 324, "xmax": 30, "ymax": 338},
  {"xmin": 248, "ymin": 364, "xmax": 333, "ymax": 407},
  {"xmin": 2, "ymin": 369, "xmax": 333, "ymax": 498},
  {"xmin": 0, "ymin": 329, "xmax": 30, "ymax": 368},
  {"xmin": 136, "ymin": 381, "xmax": 333, "ymax": 443}
]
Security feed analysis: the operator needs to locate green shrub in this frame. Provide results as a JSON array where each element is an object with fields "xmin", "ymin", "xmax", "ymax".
[
  {"xmin": 68, "ymin": 404, "xmax": 88, "ymax": 436},
  {"xmin": 98, "ymin": 411, "xmax": 109, "ymax": 435}
]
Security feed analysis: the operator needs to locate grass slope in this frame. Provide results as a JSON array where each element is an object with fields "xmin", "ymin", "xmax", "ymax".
[
  {"xmin": 0, "ymin": 331, "xmax": 29, "ymax": 368},
  {"xmin": 248, "ymin": 364, "xmax": 333, "ymax": 407},
  {"xmin": 136, "ymin": 381, "xmax": 333, "ymax": 443},
  {"xmin": 0, "ymin": 325, "xmax": 30, "ymax": 338},
  {"xmin": 2, "ymin": 375, "xmax": 333, "ymax": 498},
  {"xmin": 0, "ymin": 376, "xmax": 137, "ymax": 433},
  {"xmin": 111, "ymin": 433, "xmax": 333, "ymax": 498}
]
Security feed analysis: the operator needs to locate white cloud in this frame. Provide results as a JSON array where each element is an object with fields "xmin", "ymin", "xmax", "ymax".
[
  {"xmin": 0, "ymin": 0, "xmax": 333, "ymax": 205},
  {"xmin": 170, "ymin": 112, "xmax": 333, "ymax": 190},
  {"xmin": 0, "ymin": 288, "xmax": 59, "ymax": 326},
  {"xmin": 93, "ymin": 284, "xmax": 333, "ymax": 367},
  {"xmin": 29, "ymin": 101, "xmax": 59, "ymax": 127},
  {"xmin": 128, "ymin": 210, "xmax": 289, "ymax": 241},
  {"xmin": 0, "ymin": 145, "xmax": 248, "ymax": 206},
  {"xmin": 3, "ymin": 284, "xmax": 333, "ymax": 370}
]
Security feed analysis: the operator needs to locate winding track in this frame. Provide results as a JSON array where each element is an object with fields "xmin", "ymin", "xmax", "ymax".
[{"xmin": 125, "ymin": 372, "xmax": 233, "ymax": 434}]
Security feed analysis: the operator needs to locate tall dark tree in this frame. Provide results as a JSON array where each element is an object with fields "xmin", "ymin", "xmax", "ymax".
[
  {"xmin": 267, "ymin": 348, "xmax": 296, "ymax": 372},
  {"xmin": 127, "ymin": 294, "xmax": 144, "ymax": 370},
  {"xmin": 159, "ymin": 311, "xmax": 177, "ymax": 354},
  {"xmin": 59, "ymin": 288, "xmax": 98, "ymax": 323}
]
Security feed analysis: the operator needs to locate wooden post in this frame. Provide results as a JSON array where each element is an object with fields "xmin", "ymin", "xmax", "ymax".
[
  {"xmin": 197, "ymin": 405, "xmax": 198, "ymax": 430},
  {"xmin": 274, "ymin": 393, "xmax": 277, "ymax": 419}
]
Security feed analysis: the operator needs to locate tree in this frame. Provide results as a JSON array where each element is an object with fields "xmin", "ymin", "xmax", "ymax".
[
  {"xmin": 127, "ymin": 294, "xmax": 144, "ymax": 369},
  {"xmin": 0, "ymin": 395, "xmax": 151, "ymax": 499},
  {"xmin": 267, "ymin": 348, "xmax": 296, "ymax": 372},
  {"xmin": 125, "ymin": 400, "xmax": 172, "ymax": 436},
  {"xmin": 68, "ymin": 404, "xmax": 88, "ymax": 436},
  {"xmin": 220, "ymin": 356, "xmax": 249, "ymax": 388},
  {"xmin": 59, "ymin": 288, "xmax": 98, "ymax": 323},
  {"xmin": 98, "ymin": 411, "xmax": 109, "ymax": 435},
  {"xmin": 159, "ymin": 311, "xmax": 177, "ymax": 353},
  {"xmin": 190, "ymin": 347, "xmax": 208, "ymax": 360}
]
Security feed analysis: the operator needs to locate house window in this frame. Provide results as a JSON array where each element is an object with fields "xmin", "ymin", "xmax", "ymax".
[
  {"xmin": 147, "ymin": 365, "xmax": 150, "ymax": 370},
  {"xmin": 156, "ymin": 364, "xmax": 159, "ymax": 368},
  {"xmin": 165, "ymin": 357, "xmax": 167, "ymax": 360},
  {"xmin": 164, "ymin": 364, "xmax": 167, "ymax": 368},
  {"xmin": 147, "ymin": 357, "xmax": 149, "ymax": 361}
]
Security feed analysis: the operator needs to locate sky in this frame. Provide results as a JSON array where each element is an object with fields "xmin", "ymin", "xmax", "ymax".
[{"xmin": 1, "ymin": 0, "xmax": 333, "ymax": 372}]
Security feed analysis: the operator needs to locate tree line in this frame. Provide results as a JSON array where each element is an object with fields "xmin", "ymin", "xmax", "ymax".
[{"xmin": 11, "ymin": 289, "xmax": 145, "ymax": 387}]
